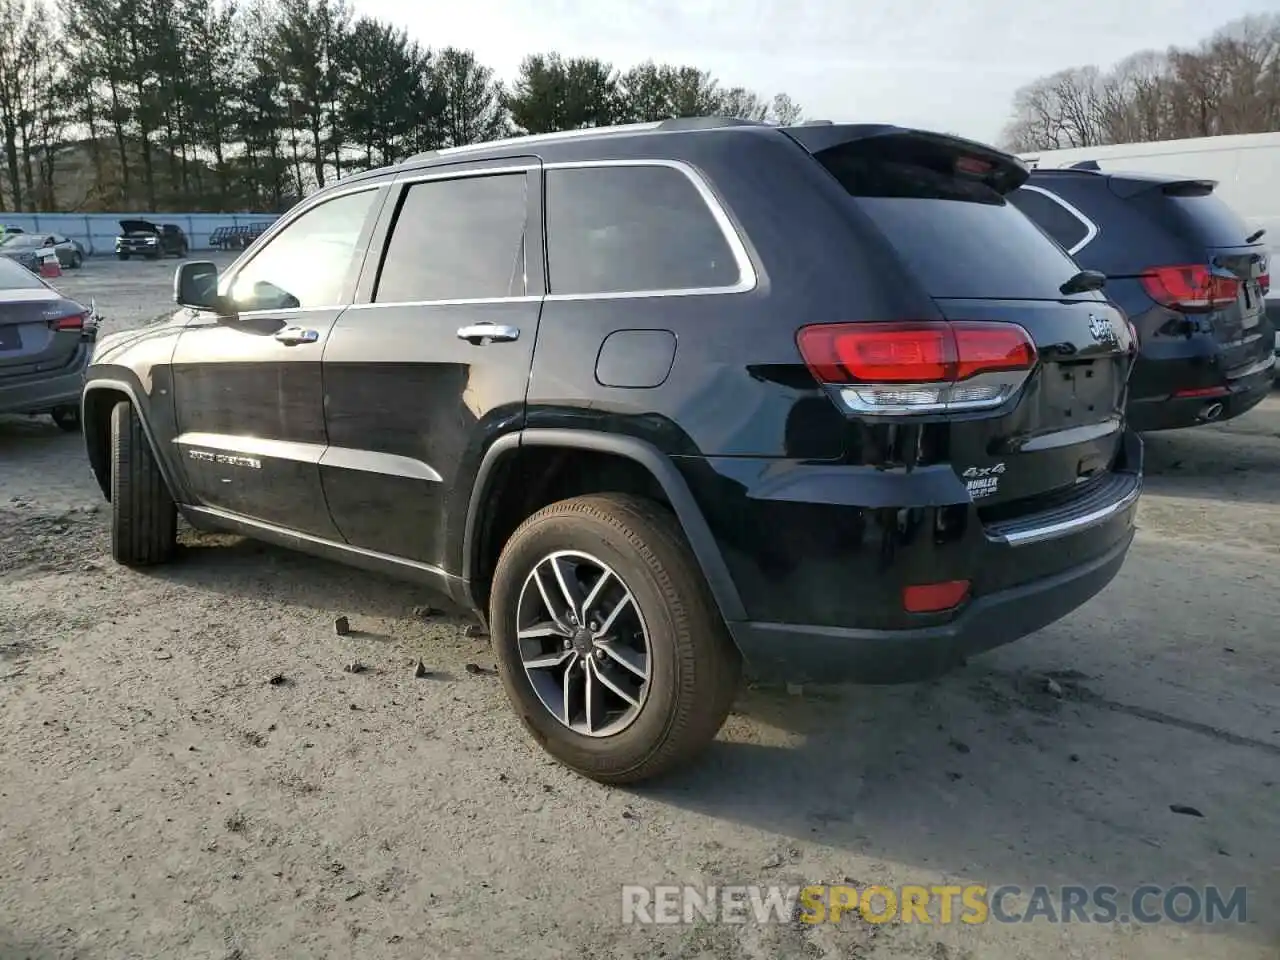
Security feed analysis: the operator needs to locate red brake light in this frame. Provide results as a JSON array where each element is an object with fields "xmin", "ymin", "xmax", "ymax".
[
  {"xmin": 48, "ymin": 310, "xmax": 88, "ymax": 332},
  {"xmin": 1259, "ymin": 273, "xmax": 1270, "ymax": 295},
  {"xmin": 797, "ymin": 321, "xmax": 1036, "ymax": 384},
  {"xmin": 1172, "ymin": 386, "xmax": 1229, "ymax": 399},
  {"xmin": 796, "ymin": 321, "xmax": 1038, "ymax": 415},
  {"xmin": 955, "ymin": 156, "xmax": 993, "ymax": 176},
  {"xmin": 1140, "ymin": 264, "xmax": 1238, "ymax": 313}
]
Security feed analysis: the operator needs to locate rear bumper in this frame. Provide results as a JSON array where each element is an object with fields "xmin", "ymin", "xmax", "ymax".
[
  {"xmin": 0, "ymin": 348, "xmax": 92, "ymax": 415},
  {"xmin": 1128, "ymin": 352, "xmax": 1275, "ymax": 431},
  {"xmin": 728, "ymin": 528, "xmax": 1132, "ymax": 684},
  {"xmin": 682, "ymin": 432, "xmax": 1143, "ymax": 684}
]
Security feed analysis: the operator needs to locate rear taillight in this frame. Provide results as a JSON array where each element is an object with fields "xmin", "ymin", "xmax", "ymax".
[
  {"xmin": 1140, "ymin": 264, "xmax": 1238, "ymax": 313},
  {"xmin": 796, "ymin": 321, "xmax": 1038, "ymax": 415},
  {"xmin": 48, "ymin": 310, "xmax": 88, "ymax": 332},
  {"xmin": 1259, "ymin": 273, "xmax": 1270, "ymax": 295}
]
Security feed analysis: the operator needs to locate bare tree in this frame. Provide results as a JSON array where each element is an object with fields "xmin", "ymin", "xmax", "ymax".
[{"xmin": 1001, "ymin": 13, "xmax": 1280, "ymax": 151}]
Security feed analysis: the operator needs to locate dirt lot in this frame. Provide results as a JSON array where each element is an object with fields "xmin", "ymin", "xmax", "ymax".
[{"xmin": 2, "ymin": 256, "xmax": 1278, "ymax": 959}]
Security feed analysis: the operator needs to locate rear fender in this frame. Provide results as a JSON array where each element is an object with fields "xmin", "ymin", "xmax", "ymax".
[{"xmin": 463, "ymin": 429, "xmax": 747, "ymax": 626}]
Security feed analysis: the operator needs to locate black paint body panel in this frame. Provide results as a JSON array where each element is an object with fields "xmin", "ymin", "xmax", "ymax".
[{"xmin": 81, "ymin": 121, "xmax": 1145, "ymax": 683}]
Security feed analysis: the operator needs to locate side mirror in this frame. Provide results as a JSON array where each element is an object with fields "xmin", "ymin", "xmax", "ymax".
[{"xmin": 174, "ymin": 260, "xmax": 227, "ymax": 313}]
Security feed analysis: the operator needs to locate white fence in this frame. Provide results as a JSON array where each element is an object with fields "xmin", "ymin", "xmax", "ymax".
[{"xmin": 0, "ymin": 212, "xmax": 282, "ymax": 255}]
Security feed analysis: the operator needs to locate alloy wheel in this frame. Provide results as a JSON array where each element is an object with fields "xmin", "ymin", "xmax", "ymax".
[{"xmin": 515, "ymin": 550, "xmax": 651, "ymax": 737}]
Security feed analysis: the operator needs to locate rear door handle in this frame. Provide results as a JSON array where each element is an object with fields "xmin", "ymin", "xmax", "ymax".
[
  {"xmin": 275, "ymin": 326, "xmax": 319, "ymax": 345},
  {"xmin": 457, "ymin": 323, "xmax": 520, "ymax": 345}
]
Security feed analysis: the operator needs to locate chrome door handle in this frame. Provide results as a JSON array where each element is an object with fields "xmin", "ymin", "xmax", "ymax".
[
  {"xmin": 274, "ymin": 326, "xmax": 319, "ymax": 345},
  {"xmin": 457, "ymin": 323, "xmax": 520, "ymax": 345}
]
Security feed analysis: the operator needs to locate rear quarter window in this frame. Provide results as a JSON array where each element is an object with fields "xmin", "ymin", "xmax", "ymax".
[
  {"xmin": 1008, "ymin": 187, "xmax": 1093, "ymax": 253},
  {"xmin": 817, "ymin": 141, "xmax": 1093, "ymax": 301}
]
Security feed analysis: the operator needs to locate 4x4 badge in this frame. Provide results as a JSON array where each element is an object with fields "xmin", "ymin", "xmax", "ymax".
[{"xmin": 1089, "ymin": 313, "xmax": 1116, "ymax": 344}]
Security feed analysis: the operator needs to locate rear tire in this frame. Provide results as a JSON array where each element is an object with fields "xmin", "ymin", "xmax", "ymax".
[
  {"xmin": 109, "ymin": 400, "xmax": 176, "ymax": 567},
  {"xmin": 51, "ymin": 405, "xmax": 80, "ymax": 432},
  {"xmin": 490, "ymin": 493, "xmax": 741, "ymax": 785}
]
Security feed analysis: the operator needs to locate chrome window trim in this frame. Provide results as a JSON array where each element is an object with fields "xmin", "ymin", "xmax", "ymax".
[
  {"xmin": 349, "ymin": 158, "xmax": 758, "ymax": 309},
  {"xmin": 1018, "ymin": 184, "xmax": 1099, "ymax": 255}
]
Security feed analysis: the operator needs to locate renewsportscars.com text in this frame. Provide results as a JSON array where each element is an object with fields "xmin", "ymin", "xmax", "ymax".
[{"xmin": 621, "ymin": 883, "xmax": 1249, "ymax": 926}]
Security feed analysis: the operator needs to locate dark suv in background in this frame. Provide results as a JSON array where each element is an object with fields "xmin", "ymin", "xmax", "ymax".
[
  {"xmin": 81, "ymin": 118, "xmax": 1141, "ymax": 783},
  {"xmin": 1011, "ymin": 167, "xmax": 1274, "ymax": 430},
  {"xmin": 115, "ymin": 220, "xmax": 189, "ymax": 260}
]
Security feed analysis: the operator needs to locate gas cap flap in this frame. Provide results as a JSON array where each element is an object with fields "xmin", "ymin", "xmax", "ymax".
[{"xmin": 595, "ymin": 329, "xmax": 677, "ymax": 388}]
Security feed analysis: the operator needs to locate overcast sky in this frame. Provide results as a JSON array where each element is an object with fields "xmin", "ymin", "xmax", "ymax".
[{"xmin": 349, "ymin": 0, "xmax": 1277, "ymax": 144}]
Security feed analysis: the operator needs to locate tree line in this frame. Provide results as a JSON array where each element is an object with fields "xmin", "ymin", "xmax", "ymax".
[
  {"xmin": 0, "ymin": 0, "xmax": 804, "ymax": 213},
  {"xmin": 1002, "ymin": 13, "xmax": 1280, "ymax": 153}
]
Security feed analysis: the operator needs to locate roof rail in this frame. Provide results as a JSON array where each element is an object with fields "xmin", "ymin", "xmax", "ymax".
[
  {"xmin": 795, "ymin": 119, "xmax": 833, "ymax": 126},
  {"xmin": 404, "ymin": 121, "xmax": 669, "ymax": 164},
  {"xmin": 401, "ymin": 116, "xmax": 774, "ymax": 165},
  {"xmin": 654, "ymin": 116, "xmax": 769, "ymax": 131},
  {"xmin": 1070, "ymin": 160, "xmax": 1101, "ymax": 171}
]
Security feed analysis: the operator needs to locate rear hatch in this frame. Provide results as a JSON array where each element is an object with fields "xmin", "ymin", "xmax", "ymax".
[
  {"xmin": 1112, "ymin": 176, "xmax": 1271, "ymax": 375},
  {"xmin": 119, "ymin": 219, "xmax": 159, "ymax": 236},
  {"xmin": 0, "ymin": 268, "xmax": 90, "ymax": 380},
  {"xmin": 789, "ymin": 126, "xmax": 1136, "ymax": 510}
]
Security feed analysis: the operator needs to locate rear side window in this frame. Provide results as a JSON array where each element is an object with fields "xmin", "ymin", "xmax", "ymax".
[
  {"xmin": 817, "ymin": 139, "xmax": 1089, "ymax": 300},
  {"xmin": 1008, "ymin": 187, "xmax": 1093, "ymax": 253},
  {"xmin": 376, "ymin": 173, "xmax": 528, "ymax": 303},
  {"xmin": 545, "ymin": 164, "xmax": 740, "ymax": 295},
  {"xmin": 1139, "ymin": 187, "xmax": 1257, "ymax": 249}
]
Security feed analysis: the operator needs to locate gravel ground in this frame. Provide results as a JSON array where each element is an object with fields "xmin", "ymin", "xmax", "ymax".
[{"xmin": 1, "ymin": 256, "xmax": 1278, "ymax": 960}]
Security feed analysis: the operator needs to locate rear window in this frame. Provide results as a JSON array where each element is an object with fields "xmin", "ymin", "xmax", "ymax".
[
  {"xmin": 816, "ymin": 139, "xmax": 1090, "ymax": 300},
  {"xmin": 1139, "ymin": 187, "xmax": 1258, "ymax": 249},
  {"xmin": 0, "ymin": 256, "xmax": 47, "ymax": 288}
]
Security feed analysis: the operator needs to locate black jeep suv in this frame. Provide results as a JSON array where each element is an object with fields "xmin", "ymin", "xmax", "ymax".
[
  {"xmin": 1011, "ymin": 168, "xmax": 1274, "ymax": 431},
  {"xmin": 81, "ymin": 118, "xmax": 1142, "ymax": 783}
]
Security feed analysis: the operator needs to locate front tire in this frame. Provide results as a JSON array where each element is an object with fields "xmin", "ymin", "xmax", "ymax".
[
  {"xmin": 117, "ymin": 252, "xmax": 129, "ymax": 261},
  {"xmin": 490, "ymin": 493, "xmax": 741, "ymax": 784},
  {"xmin": 109, "ymin": 400, "xmax": 176, "ymax": 566}
]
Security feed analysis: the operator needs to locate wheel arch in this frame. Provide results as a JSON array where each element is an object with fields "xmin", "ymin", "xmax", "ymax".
[
  {"xmin": 463, "ymin": 429, "xmax": 747, "ymax": 626},
  {"xmin": 82, "ymin": 379, "xmax": 181, "ymax": 502}
]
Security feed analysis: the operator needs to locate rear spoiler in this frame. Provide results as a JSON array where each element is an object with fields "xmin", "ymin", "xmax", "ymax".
[
  {"xmin": 1107, "ymin": 176, "xmax": 1218, "ymax": 200},
  {"xmin": 781, "ymin": 123, "xmax": 1030, "ymax": 194}
]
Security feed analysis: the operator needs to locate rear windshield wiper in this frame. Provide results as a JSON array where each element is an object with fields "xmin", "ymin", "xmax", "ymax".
[
  {"xmin": 1060, "ymin": 269, "xmax": 1107, "ymax": 296},
  {"xmin": 1246, "ymin": 228, "xmax": 1266, "ymax": 244}
]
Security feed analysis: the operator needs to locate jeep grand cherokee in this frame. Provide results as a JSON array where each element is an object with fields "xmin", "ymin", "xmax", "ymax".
[{"xmin": 81, "ymin": 117, "xmax": 1142, "ymax": 783}]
